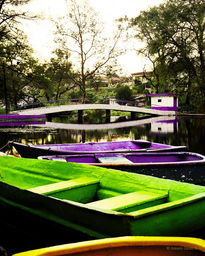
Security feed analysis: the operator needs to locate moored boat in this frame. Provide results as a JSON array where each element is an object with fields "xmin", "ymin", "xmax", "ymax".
[
  {"xmin": 10, "ymin": 140, "xmax": 186, "ymax": 158},
  {"xmin": 13, "ymin": 236, "xmax": 205, "ymax": 256},
  {"xmin": 39, "ymin": 151, "xmax": 205, "ymax": 184},
  {"xmin": 1, "ymin": 156, "xmax": 205, "ymax": 239},
  {"xmin": 0, "ymin": 114, "xmax": 46, "ymax": 127}
]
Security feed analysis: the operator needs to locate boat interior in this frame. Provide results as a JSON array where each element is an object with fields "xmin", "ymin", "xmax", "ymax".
[
  {"xmin": 28, "ymin": 174, "xmax": 199, "ymax": 216},
  {"xmin": 34, "ymin": 140, "xmax": 153, "ymax": 151},
  {"xmin": 1, "ymin": 156, "xmax": 205, "ymax": 219},
  {"xmin": 39, "ymin": 152, "xmax": 204, "ymax": 165}
]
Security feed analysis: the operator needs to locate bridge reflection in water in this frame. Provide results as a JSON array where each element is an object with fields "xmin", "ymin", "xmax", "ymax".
[{"xmin": 34, "ymin": 116, "xmax": 177, "ymax": 132}]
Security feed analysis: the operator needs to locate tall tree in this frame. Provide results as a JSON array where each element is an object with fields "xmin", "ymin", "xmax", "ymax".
[
  {"xmin": 0, "ymin": 32, "xmax": 41, "ymax": 110},
  {"xmin": 129, "ymin": 0, "xmax": 205, "ymax": 107},
  {"xmin": 0, "ymin": 0, "xmax": 35, "ymax": 112},
  {"xmin": 0, "ymin": 0, "xmax": 32, "ymax": 41},
  {"xmin": 54, "ymin": 0, "xmax": 122, "ymax": 102},
  {"xmin": 39, "ymin": 48, "xmax": 75, "ymax": 101}
]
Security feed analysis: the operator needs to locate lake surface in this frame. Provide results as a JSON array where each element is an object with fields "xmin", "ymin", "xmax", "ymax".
[
  {"xmin": 1, "ymin": 115, "xmax": 205, "ymax": 156},
  {"xmin": 1, "ymin": 115, "xmax": 205, "ymax": 254}
]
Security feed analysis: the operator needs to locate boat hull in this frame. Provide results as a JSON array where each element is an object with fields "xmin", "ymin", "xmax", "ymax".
[
  {"xmin": 106, "ymin": 163, "xmax": 205, "ymax": 185},
  {"xmin": 13, "ymin": 236, "xmax": 205, "ymax": 256},
  {"xmin": 11, "ymin": 140, "xmax": 186, "ymax": 158},
  {"xmin": 1, "ymin": 182, "xmax": 205, "ymax": 238},
  {"xmin": 39, "ymin": 152, "xmax": 205, "ymax": 185},
  {"xmin": 0, "ymin": 196, "xmax": 92, "ymax": 254}
]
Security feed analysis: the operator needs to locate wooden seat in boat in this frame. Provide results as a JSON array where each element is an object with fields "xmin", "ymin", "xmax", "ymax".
[
  {"xmin": 87, "ymin": 190, "xmax": 168, "ymax": 213},
  {"xmin": 28, "ymin": 177, "xmax": 99, "ymax": 203},
  {"xmin": 29, "ymin": 177, "xmax": 99, "ymax": 194},
  {"xmin": 97, "ymin": 156, "xmax": 132, "ymax": 164}
]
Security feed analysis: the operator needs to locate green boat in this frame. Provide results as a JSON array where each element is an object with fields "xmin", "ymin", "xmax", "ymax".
[{"xmin": 1, "ymin": 156, "xmax": 205, "ymax": 239}]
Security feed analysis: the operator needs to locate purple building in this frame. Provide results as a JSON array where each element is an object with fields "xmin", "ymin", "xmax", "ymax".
[{"xmin": 147, "ymin": 93, "xmax": 178, "ymax": 112}]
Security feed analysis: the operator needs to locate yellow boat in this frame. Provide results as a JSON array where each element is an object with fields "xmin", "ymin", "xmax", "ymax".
[{"xmin": 13, "ymin": 236, "xmax": 205, "ymax": 256}]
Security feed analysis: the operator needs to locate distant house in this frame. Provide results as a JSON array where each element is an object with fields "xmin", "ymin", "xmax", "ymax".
[
  {"xmin": 95, "ymin": 75, "xmax": 108, "ymax": 87},
  {"xmin": 95, "ymin": 74, "xmax": 132, "ymax": 87},
  {"xmin": 147, "ymin": 93, "xmax": 178, "ymax": 111},
  {"xmin": 131, "ymin": 71, "xmax": 153, "ymax": 93},
  {"xmin": 131, "ymin": 71, "xmax": 153, "ymax": 83}
]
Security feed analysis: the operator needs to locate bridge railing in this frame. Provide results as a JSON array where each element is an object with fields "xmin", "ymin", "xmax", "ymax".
[
  {"xmin": 101, "ymin": 98, "xmax": 145, "ymax": 107},
  {"xmin": 15, "ymin": 98, "xmax": 146, "ymax": 110},
  {"xmin": 16, "ymin": 98, "xmax": 82, "ymax": 110}
]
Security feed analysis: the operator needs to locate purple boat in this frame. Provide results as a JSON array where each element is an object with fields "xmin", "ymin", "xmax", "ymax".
[
  {"xmin": 0, "ymin": 114, "xmax": 46, "ymax": 126},
  {"xmin": 11, "ymin": 140, "xmax": 186, "ymax": 159},
  {"xmin": 39, "ymin": 151, "xmax": 205, "ymax": 184}
]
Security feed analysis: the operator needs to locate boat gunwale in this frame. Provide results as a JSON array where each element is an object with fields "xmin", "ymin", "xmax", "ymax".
[
  {"xmin": 39, "ymin": 151, "xmax": 205, "ymax": 166},
  {"xmin": 12, "ymin": 236, "xmax": 205, "ymax": 255},
  {"xmin": 129, "ymin": 192, "xmax": 205, "ymax": 218},
  {"xmin": 11, "ymin": 141, "xmax": 187, "ymax": 155}
]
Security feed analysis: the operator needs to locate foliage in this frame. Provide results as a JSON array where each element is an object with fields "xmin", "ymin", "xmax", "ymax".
[
  {"xmin": 115, "ymin": 85, "xmax": 134, "ymax": 102},
  {"xmin": 0, "ymin": 30, "xmax": 39, "ymax": 110},
  {"xmin": 0, "ymin": 0, "xmax": 38, "ymax": 111},
  {"xmin": 133, "ymin": 77, "xmax": 152, "ymax": 94},
  {"xmin": 128, "ymin": 0, "xmax": 205, "ymax": 111},
  {"xmin": 0, "ymin": 108, "xmax": 5, "ymax": 114},
  {"xmin": 0, "ymin": 0, "xmax": 35, "ymax": 49},
  {"xmin": 83, "ymin": 109, "xmax": 105, "ymax": 124},
  {"xmin": 36, "ymin": 49, "xmax": 75, "ymax": 101},
  {"xmin": 0, "ymin": 0, "xmax": 32, "ymax": 39},
  {"xmin": 54, "ymin": 0, "xmax": 123, "ymax": 102},
  {"xmin": 0, "ymin": 38, "xmax": 77, "ymax": 110}
]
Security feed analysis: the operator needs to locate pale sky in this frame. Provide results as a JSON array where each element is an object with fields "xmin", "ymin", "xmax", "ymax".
[{"xmin": 21, "ymin": 0, "xmax": 164, "ymax": 75}]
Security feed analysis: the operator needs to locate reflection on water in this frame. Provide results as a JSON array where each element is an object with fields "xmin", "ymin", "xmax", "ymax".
[
  {"xmin": 150, "ymin": 118, "xmax": 178, "ymax": 135},
  {"xmin": 0, "ymin": 116, "xmax": 205, "ymax": 156}
]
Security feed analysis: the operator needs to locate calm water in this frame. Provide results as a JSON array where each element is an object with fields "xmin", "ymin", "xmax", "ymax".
[
  {"xmin": 1, "ymin": 115, "xmax": 205, "ymax": 255},
  {"xmin": 1, "ymin": 115, "xmax": 205, "ymax": 156}
]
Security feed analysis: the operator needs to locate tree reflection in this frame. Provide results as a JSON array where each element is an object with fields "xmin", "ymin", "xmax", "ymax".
[{"xmin": 1, "ymin": 116, "xmax": 205, "ymax": 156}]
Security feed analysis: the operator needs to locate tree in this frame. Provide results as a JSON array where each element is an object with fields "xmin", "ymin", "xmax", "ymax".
[
  {"xmin": 0, "ymin": 0, "xmax": 36, "ymax": 112},
  {"xmin": 0, "ymin": 0, "xmax": 33, "ymax": 41},
  {"xmin": 115, "ymin": 85, "xmax": 134, "ymax": 103},
  {"xmin": 0, "ymin": 32, "xmax": 42, "ymax": 110},
  {"xmin": 54, "ymin": 0, "xmax": 122, "ymax": 102},
  {"xmin": 39, "ymin": 48, "xmax": 75, "ymax": 101},
  {"xmin": 129, "ymin": 0, "xmax": 205, "ymax": 109}
]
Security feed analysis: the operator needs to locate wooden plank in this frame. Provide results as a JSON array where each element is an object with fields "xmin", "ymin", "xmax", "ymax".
[
  {"xmin": 97, "ymin": 156, "xmax": 132, "ymax": 164},
  {"xmin": 28, "ymin": 177, "xmax": 99, "ymax": 195},
  {"xmin": 87, "ymin": 190, "xmax": 168, "ymax": 211}
]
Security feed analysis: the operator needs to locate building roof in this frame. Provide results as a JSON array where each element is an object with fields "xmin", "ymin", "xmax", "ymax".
[
  {"xmin": 147, "ymin": 93, "xmax": 176, "ymax": 97},
  {"xmin": 131, "ymin": 71, "xmax": 153, "ymax": 76}
]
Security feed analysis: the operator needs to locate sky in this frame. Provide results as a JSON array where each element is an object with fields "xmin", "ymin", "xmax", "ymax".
[{"xmin": 21, "ymin": 0, "xmax": 164, "ymax": 75}]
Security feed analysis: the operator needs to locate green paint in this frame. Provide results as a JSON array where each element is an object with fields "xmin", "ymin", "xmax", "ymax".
[
  {"xmin": 1, "ymin": 156, "xmax": 205, "ymax": 237},
  {"xmin": 97, "ymin": 188, "xmax": 122, "ymax": 199},
  {"xmin": 87, "ymin": 190, "xmax": 168, "ymax": 212},
  {"xmin": 29, "ymin": 177, "xmax": 99, "ymax": 203}
]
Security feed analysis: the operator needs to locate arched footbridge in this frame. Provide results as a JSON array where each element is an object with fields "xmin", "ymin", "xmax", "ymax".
[{"xmin": 15, "ymin": 103, "xmax": 176, "ymax": 116}]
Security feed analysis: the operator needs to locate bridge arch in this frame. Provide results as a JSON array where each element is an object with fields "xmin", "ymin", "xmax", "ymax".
[
  {"xmin": 14, "ymin": 103, "xmax": 176, "ymax": 123},
  {"xmin": 16, "ymin": 103, "xmax": 176, "ymax": 116}
]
